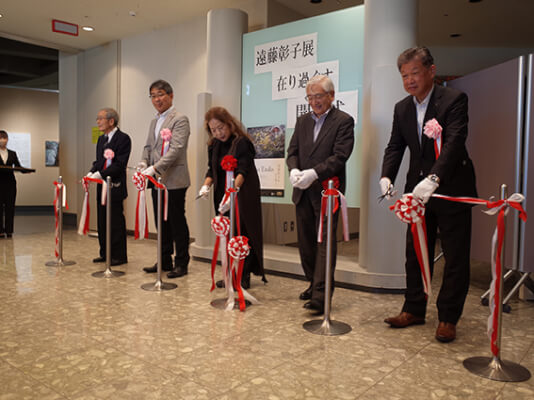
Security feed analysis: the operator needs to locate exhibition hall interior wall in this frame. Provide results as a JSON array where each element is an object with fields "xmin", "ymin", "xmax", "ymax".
[{"xmin": 0, "ymin": 87, "xmax": 59, "ymax": 206}]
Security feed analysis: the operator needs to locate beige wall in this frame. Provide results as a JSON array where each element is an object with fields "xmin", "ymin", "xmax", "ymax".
[{"xmin": 0, "ymin": 86, "xmax": 59, "ymax": 206}]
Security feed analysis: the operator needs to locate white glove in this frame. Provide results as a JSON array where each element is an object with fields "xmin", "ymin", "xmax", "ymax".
[
  {"xmin": 137, "ymin": 161, "xmax": 147, "ymax": 171},
  {"xmin": 289, "ymin": 168, "xmax": 303, "ymax": 186},
  {"xmin": 142, "ymin": 166, "xmax": 156, "ymax": 177},
  {"xmin": 92, "ymin": 171, "xmax": 102, "ymax": 181},
  {"xmin": 379, "ymin": 177, "xmax": 396, "ymax": 200},
  {"xmin": 412, "ymin": 177, "xmax": 439, "ymax": 204},
  {"xmin": 295, "ymin": 168, "xmax": 318, "ymax": 189},
  {"xmin": 198, "ymin": 185, "xmax": 210, "ymax": 199},
  {"xmin": 218, "ymin": 196, "xmax": 231, "ymax": 214},
  {"xmin": 85, "ymin": 172, "xmax": 94, "ymax": 178}
]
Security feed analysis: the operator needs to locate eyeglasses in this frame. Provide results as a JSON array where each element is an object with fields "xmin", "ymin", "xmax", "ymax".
[
  {"xmin": 96, "ymin": 117, "xmax": 109, "ymax": 121},
  {"xmin": 149, "ymin": 92, "xmax": 168, "ymax": 99},
  {"xmin": 305, "ymin": 93, "xmax": 327, "ymax": 102}
]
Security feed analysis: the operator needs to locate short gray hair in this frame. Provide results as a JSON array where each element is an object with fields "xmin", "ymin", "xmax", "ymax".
[
  {"xmin": 306, "ymin": 75, "xmax": 335, "ymax": 93},
  {"xmin": 397, "ymin": 47, "xmax": 434, "ymax": 71},
  {"xmin": 100, "ymin": 108, "xmax": 119, "ymax": 127}
]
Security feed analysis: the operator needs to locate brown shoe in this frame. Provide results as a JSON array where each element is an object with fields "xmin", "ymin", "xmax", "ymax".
[
  {"xmin": 435, "ymin": 322, "xmax": 456, "ymax": 343},
  {"xmin": 384, "ymin": 312, "xmax": 425, "ymax": 328}
]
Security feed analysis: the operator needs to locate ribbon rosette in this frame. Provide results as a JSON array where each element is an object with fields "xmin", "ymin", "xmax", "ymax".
[
  {"xmin": 160, "ymin": 128, "xmax": 172, "ymax": 156},
  {"xmin": 227, "ymin": 235, "xmax": 251, "ymax": 311},
  {"xmin": 423, "ymin": 118, "xmax": 442, "ymax": 160},
  {"xmin": 210, "ymin": 216, "xmax": 230, "ymax": 292},
  {"xmin": 103, "ymin": 148, "xmax": 114, "ymax": 169},
  {"xmin": 132, "ymin": 172, "xmax": 148, "ymax": 239},
  {"xmin": 317, "ymin": 177, "xmax": 349, "ymax": 243},
  {"xmin": 390, "ymin": 195, "xmax": 432, "ymax": 298}
]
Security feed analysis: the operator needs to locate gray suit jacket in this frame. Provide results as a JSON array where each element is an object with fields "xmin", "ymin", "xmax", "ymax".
[{"xmin": 141, "ymin": 107, "xmax": 190, "ymax": 190}]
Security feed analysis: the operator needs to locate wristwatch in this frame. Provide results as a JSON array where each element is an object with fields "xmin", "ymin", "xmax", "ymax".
[{"xmin": 427, "ymin": 174, "xmax": 440, "ymax": 184}]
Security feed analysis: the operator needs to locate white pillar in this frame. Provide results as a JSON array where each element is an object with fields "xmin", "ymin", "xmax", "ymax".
[
  {"xmin": 191, "ymin": 8, "xmax": 248, "ymax": 259},
  {"xmin": 206, "ymin": 8, "xmax": 248, "ymax": 117},
  {"xmin": 359, "ymin": 0, "xmax": 418, "ymax": 288}
]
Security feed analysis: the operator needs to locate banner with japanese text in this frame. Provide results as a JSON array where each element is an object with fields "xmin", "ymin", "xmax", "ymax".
[{"xmin": 242, "ymin": 6, "xmax": 364, "ymax": 206}]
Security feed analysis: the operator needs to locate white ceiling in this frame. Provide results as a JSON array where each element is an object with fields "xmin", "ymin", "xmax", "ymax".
[{"xmin": 2, "ymin": 0, "xmax": 534, "ymax": 52}]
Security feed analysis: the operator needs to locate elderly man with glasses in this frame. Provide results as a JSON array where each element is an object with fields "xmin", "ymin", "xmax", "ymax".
[{"xmin": 286, "ymin": 75, "xmax": 355, "ymax": 315}]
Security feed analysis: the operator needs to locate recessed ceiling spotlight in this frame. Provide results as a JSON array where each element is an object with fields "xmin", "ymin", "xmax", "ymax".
[
  {"xmin": 469, "ymin": 0, "xmax": 483, "ymax": 3},
  {"xmin": 450, "ymin": 33, "xmax": 462, "ymax": 38},
  {"xmin": 0, "ymin": 14, "xmax": 3, "ymax": 18},
  {"xmin": 82, "ymin": 26, "xmax": 94, "ymax": 32},
  {"xmin": 311, "ymin": 0, "xmax": 322, "ymax": 4},
  {"xmin": 129, "ymin": 11, "xmax": 136, "ymax": 17}
]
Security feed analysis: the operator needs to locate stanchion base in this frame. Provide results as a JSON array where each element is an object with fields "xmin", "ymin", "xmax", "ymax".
[
  {"xmin": 45, "ymin": 259, "xmax": 76, "ymax": 267},
  {"xmin": 92, "ymin": 269, "xmax": 125, "ymax": 278},
  {"xmin": 303, "ymin": 318, "xmax": 352, "ymax": 336},
  {"xmin": 463, "ymin": 356, "xmax": 531, "ymax": 382},
  {"xmin": 141, "ymin": 280, "xmax": 177, "ymax": 291},
  {"xmin": 210, "ymin": 298, "xmax": 252, "ymax": 310}
]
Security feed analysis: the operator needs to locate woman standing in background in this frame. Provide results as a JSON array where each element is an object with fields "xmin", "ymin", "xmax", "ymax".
[{"xmin": 0, "ymin": 130, "xmax": 21, "ymax": 238}]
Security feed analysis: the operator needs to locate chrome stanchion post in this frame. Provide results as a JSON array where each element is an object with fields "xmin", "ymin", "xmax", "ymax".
[
  {"xmin": 463, "ymin": 184, "xmax": 530, "ymax": 381},
  {"xmin": 142, "ymin": 177, "xmax": 177, "ymax": 291},
  {"xmin": 93, "ymin": 176, "xmax": 124, "ymax": 278},
  {"xmin": 304, "ymin": 179, "xmax": 351, "ymax": 335},
  {"xmin": 46, "ymin": 175, "xmax": 75, "ymax": 267}
]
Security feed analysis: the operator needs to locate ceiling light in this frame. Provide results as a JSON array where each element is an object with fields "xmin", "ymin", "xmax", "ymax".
[
  {"xmin": 450, "ymin": 33, "xmax": 462, "ymax": 38},
  {"xmin": 310, "ymin": 0, "xmax": 322, "ymax": 3},
  {"xmin": 82, "ymin": 26, "xmax": 94, "ymax": 32}
]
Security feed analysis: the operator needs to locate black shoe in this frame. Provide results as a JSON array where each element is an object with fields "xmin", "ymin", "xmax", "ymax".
[
  {"xmin": 299, "ymin": 284, "xmax": 313, "ymax": 300},
  {"xmin": 0, "ymin": 233, "xmax": 5, "ymax": 238},
  {"xmin": 215, "ymin": 279, "xmax": 225, "ymax": 288},
  {"xmin": 143, "ymin": 263, "xmax": 173, "ymax": 273},
  {"xmin": 241, "ymin": 274, "xmax": 250, "ymax": 290},
  {"xmin": 167, "ymin": 265, "xmax": 188, "ymax": 279},
  {"xmin": 6, "ymin": 234, "xmax": 12, "ymax": 238},
  {"xmin": 303, "ymin": 300, "xmax": 324, "ymax": 315},
  {"xmin": 93, "ymin": 256, "xmax": 105, "ymax": 263},
  {"xmin": 110, "ymin": 259, "xmax": 127, "ymax": 266}
]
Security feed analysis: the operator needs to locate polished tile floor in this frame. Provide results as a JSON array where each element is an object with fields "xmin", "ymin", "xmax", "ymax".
[{"xmin": 1, "ymin": 216, "xmax": 534, "ymax": 399}]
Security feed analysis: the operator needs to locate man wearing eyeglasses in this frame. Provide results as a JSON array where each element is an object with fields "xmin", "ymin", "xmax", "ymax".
[
  {"xmin": 87, "ymin": 108, "xmax": 131, "ymax": 266},
  {"xmin": 138, "ymin": 79, "xmax": 191, "ymax": 278},
  {"xmin": 287, "ymin": 75, "xmax": 355, "ymax": 314}
]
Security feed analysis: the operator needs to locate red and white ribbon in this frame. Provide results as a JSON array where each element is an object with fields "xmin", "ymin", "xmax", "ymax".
[
  {"xmin": 132, "ymin": 172, "xmax": 148, "ymax": 239},
  {"xmin": 228, "ymin": 235, "xmax": 252, "ymax": 311},
  {"xmin": 221, "ymin": 155, "xmax": 237, "ymax": 192},
  {"xmin": 317, "ymin": 178, "xmax": 349, "ymax": 243},
  {"xmin": 160, "ymin": 128, "xmax": 172, "ymax": 156},
  {"xmin": 144, "ymin": 174, "xmax": 168, "ymax": 221},
  {"xmin": 103, "ymin": 149, "xmax": 114, "ymax": 169},
  {"xmin": 389, "ymin": 192, "xmax": 527, "ymax": 356},
  {"xmin": 78, "ymin": 176, "xmax": 106, "ymax": 236},
  {"xmin": 423, "ymin": 118, "xmax": 442, "ymax": 159},
  {"xmin": 390, "ymin": 195, "xmax": 432, "ymax": 297},
  {"xmin": 52, "ymin": 181, "xmax": 68, "ymax": 257}
]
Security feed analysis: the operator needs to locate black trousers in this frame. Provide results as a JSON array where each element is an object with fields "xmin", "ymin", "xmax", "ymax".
[
  {"xmin": 151, "ymin": 187, "xmax": 190, "ymax": 268},
  {"xmin": 96, "ymin": 186, "xmax": 127, "ymax": 261},
  {"xmin": 0, "ymin": 181, "xmax": 16, "ymax": 234},
  {"xmin": 295, "ymin": 189, "xmax": 339, "ymax": 304},
  {"xmin": 402, "ymin": 207, "xmax": 472, "ymax": 324}
]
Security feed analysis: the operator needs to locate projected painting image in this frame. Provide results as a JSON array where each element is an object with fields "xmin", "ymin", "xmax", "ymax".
[{"xmin": 248, "ymin": 125, "xmax": 285, "ymax": 196}]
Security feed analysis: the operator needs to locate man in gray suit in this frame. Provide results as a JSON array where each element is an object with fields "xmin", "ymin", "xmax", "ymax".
[
  {"xmin": 287, "ymin": 75, "xmax": 355, "ymax": 314},
  {"xmin": 138, "ymin": 79, "xmax": 191, "ymax": 278}
]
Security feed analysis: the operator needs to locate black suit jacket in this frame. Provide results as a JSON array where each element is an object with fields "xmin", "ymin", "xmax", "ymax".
[
  {"xmin": 381, "ymin": 84, "xmax": 477, "ymax": 214},
  {"xmin": 91, "ymin": 129, "xmax": 132, "ymax": 200},
  {"xmin": 0, "ymin": 149, "xmax": 21, "ymax": 184},
  {"xmin": 287, "ymin": 107, "xmax": 355, "ymax": 205}
]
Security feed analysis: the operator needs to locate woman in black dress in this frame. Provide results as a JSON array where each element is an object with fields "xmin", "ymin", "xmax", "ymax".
[
  {"xmin": 199, "ymin": 107, "xmax": 265, "ymax": 288},
  {"xmin": 0, "ymin": 130, "xmax": 21, "ymax": 238}
]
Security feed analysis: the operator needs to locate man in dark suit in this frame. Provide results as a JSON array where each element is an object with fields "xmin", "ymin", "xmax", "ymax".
[
  {"xmin": 287, "ymin": 75, "xmax": 355, "ymax": 314},
  {"xmin": 138, "ymin": 80, "xmax": 191, "ymax": 279},
  {"xmin": 88, "ymin": 108, "xmax": 131, "ymax": 266},
  {"xmin": 380, "ymin": 47, "xmax": 477, "ymax": 342}
]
